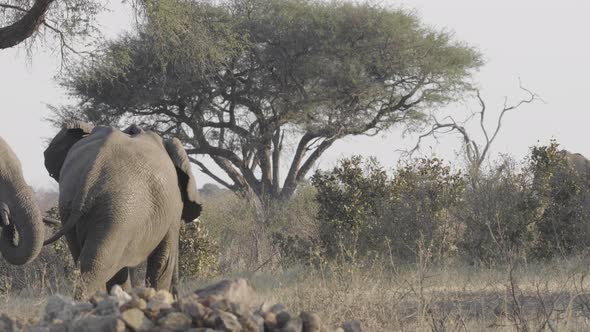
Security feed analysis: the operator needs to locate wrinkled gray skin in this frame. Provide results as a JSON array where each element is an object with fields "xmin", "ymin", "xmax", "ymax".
[
  {"xmin": 43, "ymin": 122, "xmax": 201, "ymax": 298},
  {"xmin": 0, "ymin": 137, "xmax": 44, "ymax": 266},
  {"xmin": 561, "ymin": 150, "xmax": 590, "ymax": 178}
]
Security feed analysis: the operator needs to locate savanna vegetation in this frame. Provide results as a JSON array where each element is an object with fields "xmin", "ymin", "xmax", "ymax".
[
  {"xmin": 3, "ymin": 0, "xmax": 588, "ymax": 330},
  {"xmin": 3, "ymin": 141, "xmax": 590, "ymax": 330}
]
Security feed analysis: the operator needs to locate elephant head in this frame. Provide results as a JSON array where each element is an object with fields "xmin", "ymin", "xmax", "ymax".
[
  {"xmin": 44, "ymin": 121, "xmax": 94, "ymax": 182},
  {"xmin": 0, "ymin": 137, "xmax": 44, "ymax": 265}
]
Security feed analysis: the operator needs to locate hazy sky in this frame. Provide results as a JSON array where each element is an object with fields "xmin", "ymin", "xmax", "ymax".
[{"xmin": 1, "ymin": 0, "xmax": 588, "ymax": 189}]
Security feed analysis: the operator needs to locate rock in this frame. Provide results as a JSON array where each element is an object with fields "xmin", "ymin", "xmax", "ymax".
[
  {"xmin": 276, "ymin": 311, "xmax": 291, "ymax": 328},
  {"xmin": 239, "ymin": 313, "xmax": 264, "ymax": 332},
  {"xmin": 0, "ymin": 314, "xmax": 21, "ymax": 332},
  {"xmin": 146, "ymin": 290, "xmax": 174, "ymax": 313},
  {"xmin": 300, "ymin": 312, "xmax": 322, "ymax": 332},
  {"xmin": 262, "ymin": 311, "xmax": 277, "ymax": 330},
  {"xmin": 134, "ymin": 287, "xmax": 157, "ymax": 301},
  {"xmin": 269, "ymin": 303, "xmax": 287, "ymax": 314},
  {"xmin": 43, "ymin": 294, "xmax": 78, "ymax": 322},
  {"xmin": 158, "ymin": 312, "xmax": 192, "ymax": 330},
  {"xmin": 110, "ymin": 285, "xmax": 132, "ymax": 306},
  {"xmin": 122, "ymin": 294, "xmax": 147, "ymax": 311},
  {"xmin": 186, "ymin": 329, "xmax": 224, "ymax": 332},
  {"xmin": 89, "ymin": 291, "xmax": 109, "ymax": 306},
  {"xmin": 208, "ymin": 297, "xmax": 231, "ymax": 312},
  {"xmin": 230, "ymin": 302, "xmax": 248, "ymax": 317},
  {"xmin": 279, "ymin": 318, "xmax": 302, "ymax": 332},
  {"xmin": 121, "ymin": 308, "xmax": 154, "ymax": 331},
  {"xmin": 95, "ymin": 296, "xmax": 120, "ymax": 316},
  {"xmin": 195, "ymin": 279, "xmax": 255, "ymax": 306},
  {"xmin": 340, "ymin": 320, "xmax": 362, "ymax": 332},
  {"xmin": 215, "ymin": 311, "xmax": 242, "ymax": 332},
  {"xmin": 70, "ymin": 315, "xmax": 125, "ymax": 332},
  {"xmin": 180, "ymin": 300, "xmax": 211, "ymax": 322}
]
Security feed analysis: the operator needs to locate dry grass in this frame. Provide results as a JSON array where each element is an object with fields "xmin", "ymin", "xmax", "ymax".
[
  {"xmin": 6, "ymin": 258, "xmax": 590, "ymax": 330},
  {"xmin": 182, "ymin": 257, "xmax": 590, "ymax": 331}
]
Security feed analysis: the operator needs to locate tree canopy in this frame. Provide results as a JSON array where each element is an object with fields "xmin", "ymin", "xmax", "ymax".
[
  {"xmin": 55, "ymin": 0, "xmax": 483, "ymax": 206},
  {"xmin": 0, "ymin": 0, "xmax": 107, "ymax": 54}
]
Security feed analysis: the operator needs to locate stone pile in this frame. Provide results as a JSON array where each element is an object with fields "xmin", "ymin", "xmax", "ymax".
[{"xmin": 0, "ymin": 278, "xmax": 362, "ymax": 332}]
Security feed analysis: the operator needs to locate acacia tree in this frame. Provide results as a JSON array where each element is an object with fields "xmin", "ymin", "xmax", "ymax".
[
  {"xmin": 55, "ymin": 0, "xmax": 483, "ymax": 206},
  {"xmin": 0, "ymin": 0, "xmax": 108, "ymax": 55}
]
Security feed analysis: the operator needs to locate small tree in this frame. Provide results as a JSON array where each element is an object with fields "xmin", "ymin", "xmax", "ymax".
[
  {"xmin": 54, "ymin": 0, "xmax": 483, "ymax": 207},
  {"xmin": 312, "ymin": 156, "xmax": 390, "ymax": 259},
  {"xmin": 388, "ymin": 158, "xmax": 465, "ymax": 261}
]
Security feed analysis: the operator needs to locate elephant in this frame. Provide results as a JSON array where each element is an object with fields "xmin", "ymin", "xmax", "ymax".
[
  {"xmin": 42, "ymin": 121, "xmax": 202, "ymax": 298},
  {"xmin": 561, "ymin": 150, "xmax": 590, "ymax": 178},
  {"xmin": 0, "ymin": 136, "xmax": 46, "ymax": 266}
]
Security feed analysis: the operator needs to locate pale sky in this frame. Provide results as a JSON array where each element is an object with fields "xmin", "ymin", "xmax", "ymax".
[{"xmin": 0, "ymin": 0, "xmax": 588, "ymax": 189}]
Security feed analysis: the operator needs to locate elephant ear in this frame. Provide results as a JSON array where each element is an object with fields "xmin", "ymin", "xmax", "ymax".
[
  {"xmin": 44, "ymin": 121, "xmax": 94, "ymax": 182},
  {"xmin": 164, "ymin": 138, "xmax": 202, "ymax": 222}
]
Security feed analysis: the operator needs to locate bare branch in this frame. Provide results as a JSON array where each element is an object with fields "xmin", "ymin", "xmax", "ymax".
[{"xmin": 409, "ymin": 82, "xmax": 540, "ymax": 174}]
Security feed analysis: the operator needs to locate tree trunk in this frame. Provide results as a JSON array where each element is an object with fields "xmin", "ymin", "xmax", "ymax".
[{"xmin": 0, "ymin": 0, "xmax": 54, "ymax": 49}]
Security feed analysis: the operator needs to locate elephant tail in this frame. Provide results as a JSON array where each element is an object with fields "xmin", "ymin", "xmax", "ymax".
[{"xmin": 43, "ymin": 212, "xmax": 80, "ymax": 246}]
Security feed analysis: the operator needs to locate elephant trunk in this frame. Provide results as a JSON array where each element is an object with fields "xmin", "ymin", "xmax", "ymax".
[{"xmin": 0, "ymin": 181, "xmax": 44, "ymax": 265}]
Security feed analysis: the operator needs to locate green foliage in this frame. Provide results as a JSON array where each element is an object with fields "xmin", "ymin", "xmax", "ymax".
[
  {"xmin": 178, "ymin": 219, "xmax": 219, "ymax": 279},
  {"xmin": 54, "ymin": 0, "xmax": 482, "ymax": 203},
  {"xmin": 388, "ymin": 158, "xmax": 465, "ymax": 261},
  {"xmin": 0, "ymin": 0, "xmax": 107, "ymax": 57},
  {"xmin": 311, "ymin": 156, "xmax": 464, "ymax": 262},
  {"xmin": 528, "ymin": 141, "xmax": 590, "ymax": 258},
  {"xmin": 458, "ymin": 158, "xmax": 541, "ymax": 263},
  {"xmin": 312, "ymin": 156, "xmax": 390, "ymax": 259}
]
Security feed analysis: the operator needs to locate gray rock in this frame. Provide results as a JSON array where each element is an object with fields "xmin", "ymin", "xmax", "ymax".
[
  {"xmin": 238, "ymin": 313, "xmax": 264, "ymax": 332},
  {"xmin": 134, "ymin": 287, "xmax": 156, "ymax": 301},
  {"xmin": 279, "ymin": 318, "xmax": 302, "ymax": 332},
  {"xmin": 158, "ymin": 312, "xmax": 192, "ymax": 330},
  {"xmin": 215, "ymin": 311, "xmax": 242, "ymax": 332},
  {"xmin": 209, "ymin": 298, "xmax": 231, "ymax": 312},
  {"xmin": 0, "ymin": 314, "xmax": 21, "ymax": 332},
  {"xmin": 70, "ymin": 315, "xmax": 125, "ymax": 332},
  {"xmin": 262, "ymin": 311, "xmax": 277, "ymax": 330},
  {"xmin": 341, "ymin": 320, "xmax": 362, "ymax": 332},
  {"xmin": 30, "ymin": 328, "xmax": 51, "ymax": 332},
  {"xmin": 186, "ymin": 329, "xmax": 224, "ymax": 332},
  {"xmin": 195, "ymin": 278, "xmax": 255, "ymax": 306},
  {"xmin": 146, "ymin": 290, "xmax": 174, "ymax": 313},
  {"xmin": 230, "ymin": 302, "xmax": 248, "ymax": 317},
  {"xmin": 95, "ymin": 296, "xmax": 120, "ymax": 316},
  {"xmin": 121, "ymin": 308, "xmax": 154, "ymax": 331},
  {"xmin": 276, "ymin": 311, "xmax": 291, "ymax": 328},
  {"xmin": 269, "ymin": 303, "xmax": 287, "ymax": 314},
  {"xmin": 300, "ymin": 311, "xmax": 322, "ymax": 332},
  {"xmin": 43, "ymin": 294, "xmax": 77, "ymax": 322},
  {"xmin": 110, "ymin": 285, "xmax": 132, "ymax": 306},
  {"xmin": 180, "ymin": 300, "xmax": 210, "ymax": 321}
]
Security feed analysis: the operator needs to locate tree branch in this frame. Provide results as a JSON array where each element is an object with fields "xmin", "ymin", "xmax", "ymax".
[{"xmin": 0, "ymin": 0, "xmax": 55, "ymax": 49}]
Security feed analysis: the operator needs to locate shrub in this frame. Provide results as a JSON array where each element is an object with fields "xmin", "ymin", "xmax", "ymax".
[
  {"xmin": 458, "ymin": 157, "xmax": 540, "ymax": 264},
  {"xmin": 312, "ymin": 156, "xmax": 391, "ymax": 259},
  {"xmin": 311, "ymin": 156, "xmax": 464, "ymax": 262},
  {"xmin": 527, "ymin": 141, "xmax": 590, "ymax": 258},
  {"xmin": 387, "ymin": 158, "xmax": 465, "ymax": 261},
  {"xmin": 178, "ymin": 219, "xmax": 219, "ymax": 279}
]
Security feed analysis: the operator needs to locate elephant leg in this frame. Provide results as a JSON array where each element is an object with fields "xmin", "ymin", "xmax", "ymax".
[
  {"xmin": 146, "ymin": 223, "xmax": 179, "ymax": 292},
  {"xmin": 76, "ymin": 240, "xmax": 125, "ymax": 299},
  {"xmin": 106, "ymin": 267, "xmax": 131, "ymax": 293}
]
